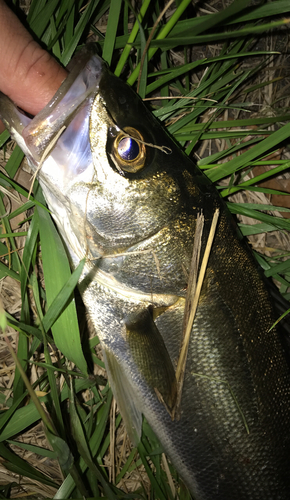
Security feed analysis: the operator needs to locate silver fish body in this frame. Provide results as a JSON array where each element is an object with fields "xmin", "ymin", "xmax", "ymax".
[{"xmin": 1, "ymin": 47, "xmax": 290, "ymax": 499}]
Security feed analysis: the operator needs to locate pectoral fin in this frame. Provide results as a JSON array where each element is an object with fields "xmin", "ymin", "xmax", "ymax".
[{"xmin": 125, "ymin": 308, "xmax": 177, "ymax": 413}]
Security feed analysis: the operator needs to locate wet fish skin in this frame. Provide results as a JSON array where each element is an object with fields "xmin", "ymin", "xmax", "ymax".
[{"xmin": 1, "ymin": 48, "xmax": 290, "ymax": 499}]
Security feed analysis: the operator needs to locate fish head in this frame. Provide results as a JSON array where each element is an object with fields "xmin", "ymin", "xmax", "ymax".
[
  {"xmin": 0, "ymin": 48, "xmax": 208, "ymax": 269},
  {"xmin": 0, "ymin": 46, "xmax": 220, "ymax": 300},
  {"xmin": 74, "ymin": 64, "xmax": 185, "ymax": 261}
]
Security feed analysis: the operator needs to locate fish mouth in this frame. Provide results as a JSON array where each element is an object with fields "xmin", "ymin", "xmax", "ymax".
[
  {"xmin": 15, "ymin": 48, "xmax": 106, "ymax": 262},
  {"xmin": 21, "ymin": 47, "xmax": 104, "ymax": 193}
]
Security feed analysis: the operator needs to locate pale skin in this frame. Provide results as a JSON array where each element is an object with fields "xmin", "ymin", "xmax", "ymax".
[{"xmin": 0, "ymin": 0, "xmax": 67, "ymax": 133}]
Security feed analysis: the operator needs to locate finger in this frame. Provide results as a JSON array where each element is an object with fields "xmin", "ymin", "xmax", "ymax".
[{"xmin": 0, "ymin": 1, "xmax": 67, "ymax": 131}]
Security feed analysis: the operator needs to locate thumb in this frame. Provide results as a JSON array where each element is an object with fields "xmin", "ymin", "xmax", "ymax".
[{"xmin": 0, "ymin": 1, "xmax": 67, "ymax": 131}]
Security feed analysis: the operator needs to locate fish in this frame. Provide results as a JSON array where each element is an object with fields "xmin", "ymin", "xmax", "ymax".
[{"xmin": 1, "ymin": 45, "xmax": 290, "ymax": 499}]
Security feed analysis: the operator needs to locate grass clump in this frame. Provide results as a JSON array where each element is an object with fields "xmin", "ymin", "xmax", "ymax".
[{"xmin": 0, "ymin": 0, "xmax": 290, "ymax": 498}]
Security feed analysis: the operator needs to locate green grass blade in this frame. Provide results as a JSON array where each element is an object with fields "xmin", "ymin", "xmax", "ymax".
[
  {"xmin": 35, "ymin": 205, "xmax": 87, "ymax": 375},
  {"xmin": 228, "ymin": 203, "xmax": 290, "ymax": 231},
  {"xmin": 29, "ymin": 0, "xmax": 60, "ymax": 38},
  {"xmin": 60, "ymin": 0, "xmax": 100, "ymax": 66},
  {"xmin": 102, "ymin": 0, "xmax": 122, "ymax": 66},
  {"xmin": 114, "ymin": 0, "xmax": 152, "ymax": 77},
  {"xmin": 148, "ymin": 19, "xmax": 289, "ymax": 50},
  {"xmin": 0, "ymin": 379, "xmax": 95, "ymax": 442},
  {"xmin": 0, "ymin": 442, "xmax": 57, "ymax": 487},
  {"xmin": 53, "ymin": 391, "xmax": 113, "ymax": 499},
  {"xmin": 41, "ymin": 259, "xmax": 85, "ymax": 334},
  {"xmin": 0, "ymin": 129, "xmax": 10, "ymax": 147},
  {"xmin": 7, "ymin": 440, "xmax": 56, "ymax": 459},
  {"xmin": 207, "ymin": 122, "xmax": 290, "ymax": 182},
  {"xmin": 127, "ymin": 0, "xmax": 192, "ymax": 86}
]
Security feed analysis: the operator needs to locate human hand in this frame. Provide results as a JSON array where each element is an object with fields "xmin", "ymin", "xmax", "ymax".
[{"xmin": 0, "ymin": 0, "xmax": 67, "ymax": 133}]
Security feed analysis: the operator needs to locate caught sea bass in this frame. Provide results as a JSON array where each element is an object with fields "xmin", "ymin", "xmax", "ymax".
[{"xmin": 1, "ymin": 46, "xmax": 290, "ymax": 499}]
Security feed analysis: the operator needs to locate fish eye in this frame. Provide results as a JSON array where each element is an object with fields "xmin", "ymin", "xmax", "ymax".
[
  {"xmin": 117, "ymin": 136, "xmax": 140, "ymax": 161},
  {"xmin": 113, "ymin": 127, "xmax": 146, "ymax": 173}
]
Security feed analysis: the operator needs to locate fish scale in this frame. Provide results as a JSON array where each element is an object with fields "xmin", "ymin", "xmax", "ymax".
[{"xmin": 0, "ymin": 46, "xmax": 290, "ymax": 498}]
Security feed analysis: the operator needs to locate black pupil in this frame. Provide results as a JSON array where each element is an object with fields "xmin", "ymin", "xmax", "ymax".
[{"xmin": 118, "ymin": 137, "xmax": 140, "ymax": 161}]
